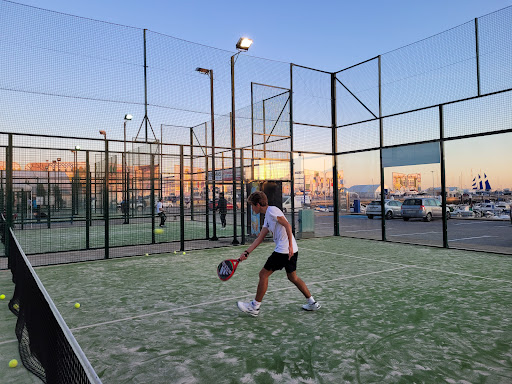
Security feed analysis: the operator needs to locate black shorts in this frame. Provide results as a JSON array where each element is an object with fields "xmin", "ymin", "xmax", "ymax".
[{"xmin": 264, "ymin": 251, "xmax": 298, "ymax": 273}]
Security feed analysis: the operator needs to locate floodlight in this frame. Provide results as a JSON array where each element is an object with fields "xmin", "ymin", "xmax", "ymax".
[
  {"xmin": 124, "ymin": 114, "xmax": 133, "ymax": 121},
  {"xmin": 236, "ymin": 37, "xmax": 253, "ymax": 51},
  {"xmin": 74, "ymin": 145, "xmax": 81, "ymax": 151},
  {"xmin": 195, "ymin": 67, "xmax": 211, "ymax": 75}
]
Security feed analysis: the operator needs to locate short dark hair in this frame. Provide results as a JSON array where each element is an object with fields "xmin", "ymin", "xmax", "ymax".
[{"xmin": 247, "ymin": 191, "xmax": 268, "ymax": 207}]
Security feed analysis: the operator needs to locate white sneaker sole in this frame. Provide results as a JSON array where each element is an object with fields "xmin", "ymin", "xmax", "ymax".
[{"xmin": 237, "ymin": 301, "xmax": 259, "ymax": 317}]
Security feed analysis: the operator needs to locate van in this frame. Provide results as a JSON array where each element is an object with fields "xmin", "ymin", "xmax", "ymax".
[{"xmin": 401, "ymin": 198, "xmax": 451, "ymax": 222}]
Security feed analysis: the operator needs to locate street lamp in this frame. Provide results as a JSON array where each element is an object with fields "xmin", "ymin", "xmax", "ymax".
[
  {"xmin": 195, "ymin": 67, "xmax": 217, "ymax": 241},
  {"xmin": 231, "ymin": 37, "xmax": 253, "ymax": 245},
  {"xmin": 123, "ymin": 115, "xmax": 132, "ymax": 224}
]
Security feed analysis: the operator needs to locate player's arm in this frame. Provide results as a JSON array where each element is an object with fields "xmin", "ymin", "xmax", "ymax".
[
  {"xmin": 277, "ymin": 216, "xmax": 294, "ymax": 259},
  {"xmin": 240, "ymin": 227, "xmax": 269, "ymax": 261}
]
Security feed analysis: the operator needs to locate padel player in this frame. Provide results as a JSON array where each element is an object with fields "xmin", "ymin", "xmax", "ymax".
[{"xmin": 237, "ymin": 191, "xmax": 320, "ymax": 317}]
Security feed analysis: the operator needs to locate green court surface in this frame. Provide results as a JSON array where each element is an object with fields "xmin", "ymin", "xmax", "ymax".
[{"xmin": 1, "ymin": 237, "xmax": 511, "ymax": 383}]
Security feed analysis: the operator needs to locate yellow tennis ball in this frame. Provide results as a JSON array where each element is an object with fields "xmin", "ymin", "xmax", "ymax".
[
  {"xmin": 9, "ymin": 359, "xmax": 18, "ymax": 368},
  {"xmin": 173, "ymin": 251, "xmax": 177, "ymax": 254},
  {"xmin": 154, "ymin": 228, "xmax": 164, "ymax": 234},
  {"xmin": 145, "ymin": 253, "xmax": 149, "ymax": 256},
  {"xmin": 183, "ymin": 252, "xmax": 186, "ymax": 255},
  {"xmin": 13, "ymin": 304, "xmax": 19, "ymax": 310},
  {"xmin": 74, "ymin": 303, "xmax": 80, "ymax": 309},
  {"xmin": 0, "ymin": 294, "xmax": 5, "ymax": 300}
]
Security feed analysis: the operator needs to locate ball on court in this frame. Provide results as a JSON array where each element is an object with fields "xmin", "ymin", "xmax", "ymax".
[
  {"xmin": 9, "ymin": 359, "xmax": 18, "ymax": 368},
  {"xmin": 0, "ymin": 294, "xmax": 5, "ymax": 300},
  {"xmin": 173, "ymin": 251, "xmax": 177, "ymax": 254},
  {"xmin": 154, "ymin": 228, "xmax": 164, "ymax": 235},
  {"xmin": 74, "ymin": 303, "xmax": 80, "ymax": 309},
  {"xmin": 145, "ymin": 253, "xmax": 149, "ymax": 256},
  {"xmin": 183, "ymin": 252, "xmax": 186, "ymax": 255}
]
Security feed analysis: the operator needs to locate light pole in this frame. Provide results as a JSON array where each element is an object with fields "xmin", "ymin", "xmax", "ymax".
[
  {"xmin": 123, "ymin": 115, "xmax": 132, "ymax": 224},
  {"xmin": 431, "ymin": 170, "xmax": 435, "ymax": 196},
  {"xmin": 196, "ymin": 67, "xmax": 217, "ymax": 241},
  {"xmin": 231, "ymin": 37, "xmax": 253, "ymax": 245},
  {"xmin": 300, "ymin": 153, "xmax": 306, "ymax": 206}
]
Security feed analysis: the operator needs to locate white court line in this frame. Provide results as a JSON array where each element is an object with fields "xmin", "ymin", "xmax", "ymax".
[
  {"xmin": 301, "ymin": 247, "xmax": 512, "ymax": 284},
  {"xmin": 343, "ymin": 229, "xmax": 381, "ymax": 233},
  {"xmin": 387, "ymin": 231, "xmax": 440, "ymax": 237},
  {"xmin": 449, "ymin": 235, "xmax": 498, "ymax": 242},
  {"xmin": 67, "ymin": 266, "xmax": 408, "ymax": 332}
]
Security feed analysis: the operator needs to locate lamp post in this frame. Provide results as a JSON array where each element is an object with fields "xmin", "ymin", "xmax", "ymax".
[
  {"xmin": 231, "ymin": 37, "xmax": 253, "ymax": 245},
  {"xmin": 123, "ymin": 115, "xmax": 132, "ymax": 224},
  {"xmin": 195, "ymin": 67, "xmax": 217, "ymax": 241},
  {"xmin": 431, "ymin": 170, "xmax": 435, "ymax": 196}
]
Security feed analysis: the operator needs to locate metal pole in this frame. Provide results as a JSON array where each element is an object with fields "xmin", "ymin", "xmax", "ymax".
[
  {"xmin": 143, "ymin": 29, "xmax": 148, "ymax": 142},
  {"xmin": 290, "ymin": 64, "xmax": 296, "ymax": 235},
  {"xmin": 86, "ymin": 151, "xmax": 90, "ymax": 249},
  {"xmin": 190, "ymin": 127, "xmax": 194, "ymax": 220},
  {"xmin": 180, "ymin": 145, "xmax": 185, "ymax": 251},
  {"xmin": 251, "ymin": 82, "xmax": 255, "ymax": 178},
  {"xmin": 124, "ymin": 120, "xmax": 128, "ymax": 224},
  {"xmin": 378, "ymin": 55, "xmax": 386, "ymax": 241},
  {"xmin": 150, "ymin": 154, "xmax": 155, "ymax": 244},
  {"xmin": 440, "ymin": 105, "xmax": 448, "ymax": 248},
  {"xmin": 475, "ymin": 18, "xmax": 481, "ymax": 97},
  {"xmin": 331, "ymin": 72, "xmax": 339, "ymax": 236},
  {"xmin": 210, "ymin": 70, "xmax": 218, "ymax": 241},
  {"xmin": 230, "ymin": 54, "xmax": 239, "ymax": 245},
  {"xmin": 5, "ymin": 134, "xmax": 12, "ymax": 263},
  {"xmin": 205, "ymin": 122, "xmax": 210, "ymax": 239},
  {"xmin": 240, "ymin": 148, "xmax": 245, "ymax": 244},
  {"xmin": 104, "ymin": 139, "xmax": 109, "ymax": 259}
]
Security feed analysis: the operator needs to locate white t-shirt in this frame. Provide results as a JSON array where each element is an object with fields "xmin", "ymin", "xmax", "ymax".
[
  {"xmin": 263, "ymin": 206, "xmax": 298, "ymax": 254},
  {"xmin": 156, "ymin": 201, "xmax": 163, "ymax": 214}
]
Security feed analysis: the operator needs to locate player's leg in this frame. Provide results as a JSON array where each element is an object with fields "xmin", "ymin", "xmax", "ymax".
[
  {"xmin": 237, "ymin": 268, "xmax": 273, "ymax": 317},
  {"xmin": 255, "ymin": 268, "xmax": 273, "ymax": 302},
  {"xmin": 286, "ymin": 271, "xmax": 311, "ymax": 298}
]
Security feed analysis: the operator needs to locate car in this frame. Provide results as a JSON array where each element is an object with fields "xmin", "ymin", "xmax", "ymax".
[
  {"xmin": 401, "ymin": 198, "xmax": 451, "ymax": 221},
  {"xmin": 366, "ymin": 199, "xmax": 402, "ymax": 220}
]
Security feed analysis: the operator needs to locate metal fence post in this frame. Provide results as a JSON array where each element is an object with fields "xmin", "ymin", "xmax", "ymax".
[
  {"xmin": 290, "ymin": 64, "xmax": 296, "ymax": 235},
  {"xmin": 240, "ymin": 148, "xmax": 245, "ymax": 245},
  {"xmin": 378, "ymin": 55, "xmax": 386, "ymax": 242},
  {"xmin": 151, "ymin": 153, "xmax": 155, "ymax": 244},
  {"xmin": 86, "ymin": 150, "xmax": 90, "ymax": 249},
  {"xmin": 104, "ymin": 139, "xmax": 109, "ymax": 259},
  {"xmin": 440, "ymin": 105, "xmax": 448, "ymax": 248},
  {"xmin": 331, "ymin": 72, "xmax": 339, "ymax": 236},
  {"xmin": 5, "ymin": 134, "xmax": 13, "ymax": 263},
  {"xmin": 180, "ymin": 146, "xmax": 185, "ymax": 251}
]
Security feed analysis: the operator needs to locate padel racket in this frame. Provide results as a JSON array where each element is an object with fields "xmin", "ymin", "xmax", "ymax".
[{"xmin": 217, "ymin": 258, "xmax": 241, "ymax": 281}]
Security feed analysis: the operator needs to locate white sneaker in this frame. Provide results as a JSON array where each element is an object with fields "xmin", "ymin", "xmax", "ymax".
[
  {"xmin": 237, "ymin": 301, "xmax": 260, "ymax": 317},
  {"xmin": 302, "ymin": 301, "xmax": 321, "ymax": 311}
]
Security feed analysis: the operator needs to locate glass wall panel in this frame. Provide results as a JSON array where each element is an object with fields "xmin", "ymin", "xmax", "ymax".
[
  {"xmin": 444, "ymin": 133, "xmax": 512, "ymax": 254},
  {"xmin": 337, "ymin": 150, "xmax": 381, "ymax": 240}
]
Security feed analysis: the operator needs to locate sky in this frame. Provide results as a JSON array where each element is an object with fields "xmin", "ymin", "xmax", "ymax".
[{"xmin": 12, "ymin": 0, "xmax": 512, "ymax": 72}]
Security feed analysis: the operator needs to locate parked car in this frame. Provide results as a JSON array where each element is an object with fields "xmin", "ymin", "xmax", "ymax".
[
  {"xmin": 401, "ymin": 198, "xmax": 450, "ymax": 221},
  {"xmin": 366, "ymin": 199, "xmax": 402, "ymax": 220}
]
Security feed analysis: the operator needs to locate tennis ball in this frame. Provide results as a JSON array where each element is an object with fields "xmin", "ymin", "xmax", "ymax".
[
  {"xmin": 9, "ymin": 359, "xmax": 18, "ymax": 368},
  {"xmin": 154, "ymin": 228, "xmax": 164, "ymax": 235},
  {"xmin": 173, "ymin": 251, "xmax": 177, "ymax": 254},
  {"xmin": 145, "ymin": 253, "xmax": 149, "ymax": 256},
  {"xmin": 74, "ymin": 303, "xmax": 80, "ymax": 309},
  {"xmin": 183, "ymin": 252, "xmax": 186, "ymax": 255},
  {"xmin": 13, "ymin": 304, "xmax": 19, "ymax": 310},
  {"xmin": 0, "ymin": 294, "xmax": 5, "ymax": 300}
]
